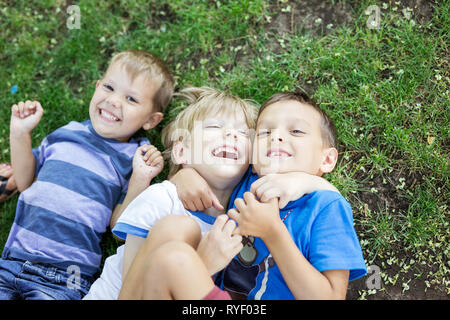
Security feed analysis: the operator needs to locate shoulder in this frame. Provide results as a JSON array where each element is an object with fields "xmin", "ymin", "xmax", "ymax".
[
  {"xmin": 307, "ymin": 190, "xmax": 351, "ymax": 211},
  {"xmin": 283, "ymin": 191, "xmax": 353, "ymax": 232}
]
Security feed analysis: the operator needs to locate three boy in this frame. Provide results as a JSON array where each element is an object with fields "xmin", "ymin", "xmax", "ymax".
[{"xmin": 1, "ymin": 48, "xmax": 367, "ymax": 300}]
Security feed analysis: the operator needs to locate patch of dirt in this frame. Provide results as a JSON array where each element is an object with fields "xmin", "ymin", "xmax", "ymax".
[{"xmin": 266, "ymin": 0, "xmax": 354, "ymax": 36}]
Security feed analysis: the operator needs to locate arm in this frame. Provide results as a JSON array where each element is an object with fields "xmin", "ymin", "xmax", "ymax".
[
  {"xmin": 228, "ymin": 192, "xmax": 348, "ymax": 299},
  {"xmin": 250, "ymin": 171, "xmax": 340, "ymax": 208},
  {"xmin": 196, "ymin": 215, "xmax": 243, "ymax": 275},
  {"xmin": 122, "ymin": 234, "xmax": 145, "ymax": 279},
  {"xmin": 169, "ymin": 167, "xmax": 223, "ymax": 211},
  {"xmin": 262, "ymin": 219, "xmax": 349, "ymax": 299},
  {"xmin": 110, "ymin": 144, "xmax": 164, "ymax": 229},
  {"xmin": 10, "ymin": 101, "xmax": 44, "ymax": 192}
]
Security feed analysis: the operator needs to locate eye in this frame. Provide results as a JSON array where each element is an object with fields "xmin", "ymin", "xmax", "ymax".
[
  {"xmin": 103, "ymin": 84, "xmax": 113, "ymax": 91},
  {"xmin": 257, "ymin": 129, "xmax": 270, "ymax": 137},
  {"xmin": 291, "ymin": 129, "xmax": 305, "ymax": 135},
  {"xmin": 238, "ymin": 129, "xmax": 249, "ymax": 136},
  {"xmin": 127, "ymin": 96, "xmax": 138, "ymax": 104}
]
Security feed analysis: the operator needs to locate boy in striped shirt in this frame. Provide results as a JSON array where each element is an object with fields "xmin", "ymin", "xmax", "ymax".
[{"xmin": 0, "ymin": 50, "xmax": 173, "ymax": 300}]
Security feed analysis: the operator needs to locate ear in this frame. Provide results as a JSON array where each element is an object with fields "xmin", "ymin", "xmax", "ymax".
[
  {"xmin": 96, "ymin": 80, "xmax": 101, "ymax": 88},
  {"xmin": 318, "ymin": 147, "xmax": 338, "ymax": 175},
  {"xmin": 142, "ymin": 112, "xmax": 164, "ymax": 131},
  {"xmin": 171, "ymin": 140, "xmax": 188, "ymax": 165}
]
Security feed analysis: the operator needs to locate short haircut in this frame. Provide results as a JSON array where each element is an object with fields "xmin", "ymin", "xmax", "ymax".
[
  {"xmin": 106, "ymin": 50, "xmax": 174, "ymax": 113},
  {"xmin": 161, "ymin": 87, "xmax": 258, "ymax": 177},
  {"xmin": 258, "ymin": 92, "xmax": 338, "ymax": 149}
]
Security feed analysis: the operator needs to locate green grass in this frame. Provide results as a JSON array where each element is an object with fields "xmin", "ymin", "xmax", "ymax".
[{"xmin": 0, "ymin": 0, "xmax": 448, "ymax": 298}]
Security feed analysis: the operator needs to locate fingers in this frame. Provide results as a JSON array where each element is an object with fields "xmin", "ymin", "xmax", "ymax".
[
  {"xmin": 209, "ymin": 190, "xmax": 224, "ymax": 211},
  {"xmin": 211, "ymin": 214, "xmax": 228, "ymax": 233},
  {"xmin": 278, "ymin": 196, "xmax": 289, "ymax": 209},
  {"xmin": 227, "ymin": 208, "xmax": 240, "ymax": 225},
  {"xmin": 138, "ymin": 145, "xmax": 163, "ymax": 166},
  {"xmin": 222, "ymin": 217, "xmax": 237, "ymax": 235},
  {"xmin": 12, "ymin": 101, "xmax": 39, "ymax": 118},
  {"xmin": 211, "ymin": 215, "xmax": 242, "ymax": 249},
  {"xmin": 243, "ymin": 191, "xmax": 257, "ymax": 204},
  {"xmin": 250, "ymin": 175, "xmax": 268, "ymax": 194},
  {"xmin": 259, "ymin": 187, "xmax": 281, "ymax": 203}
]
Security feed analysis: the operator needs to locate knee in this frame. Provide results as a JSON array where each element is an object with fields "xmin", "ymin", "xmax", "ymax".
[{"xmin": 146, "ymin": 241, "xmax": 198, "ymax": 277}]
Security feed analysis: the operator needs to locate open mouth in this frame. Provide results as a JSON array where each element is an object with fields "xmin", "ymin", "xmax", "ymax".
[
  {"xmin": 211, "ymin": 145, "xmax": 240, "ymax": 160},
  {"xmin": 99, "ymin": 108, "xmax": 120, "ymax": 122},
  {"xmin": 266, "ymin": 148, "xmax": 292, "ymax": 159}
]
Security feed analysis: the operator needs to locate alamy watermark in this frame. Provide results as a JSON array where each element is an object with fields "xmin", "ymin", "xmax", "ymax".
[
  {"xmin": 66, "ymin": 264, "xmax": 81, "ymax": 290},
  {"xmin": 365, "ymin": 5, "xmax": 381, "ymax": 30},
  {"xmin": 366, "ymin": 264, "xmax": 382, "ymax": 290},
  {"xmin": 66, "ymin": 5, "xmax": 81, "ymax": 30}
]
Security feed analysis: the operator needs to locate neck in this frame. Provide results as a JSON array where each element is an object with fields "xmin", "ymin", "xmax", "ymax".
[{"xmin": 203, "ymin": 186, "xmax": 234, "ymax": 217}]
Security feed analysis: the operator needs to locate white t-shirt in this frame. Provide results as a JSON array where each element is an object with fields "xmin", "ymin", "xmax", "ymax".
[{"xmin": 83, "ymin": 181, "xmax": 216, "ymax": 300}]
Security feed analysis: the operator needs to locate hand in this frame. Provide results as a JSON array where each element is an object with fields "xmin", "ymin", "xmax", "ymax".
[
  {"xmin": 170, "ymin": 168, "xmax": 224, "ymax": 212},
  {"xmin": 250, "ymin": 172, "xmax": 339, "ymax": 209},
  {"xmin": 132, "ymin": 145, "xmax": 164, "ymax": 185},
  {"xmin": 196, "ymin": 215, "xmax": 243, "ymax": 275},
  {"xmin": 228, "ymin": 192, "xmax": 280, "ymax": 240},
  {"xmin": 10, "ymin": 101, "xmax": 44, "ymax": 136}
]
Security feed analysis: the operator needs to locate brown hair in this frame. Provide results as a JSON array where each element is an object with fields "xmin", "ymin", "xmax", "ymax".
[
  {"xmin": 258, "ymin": 92, "xmax": 338, "ymax": 149},
  {"xmin": 107, "ymin": 50, "xmax": 174, "ymax": 113}
]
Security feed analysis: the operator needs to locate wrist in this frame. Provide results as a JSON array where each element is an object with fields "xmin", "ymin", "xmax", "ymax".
[
  {"xmin": 10, "ymin": 129, "xmax": 31, "ymax": 140},
  {"xmin": 129, "ymin": 173, "xmax": 151, "ymax": 190},
  {"xmin": 260, "ymin": 218, "xmax": 286, "ymax": 244}
]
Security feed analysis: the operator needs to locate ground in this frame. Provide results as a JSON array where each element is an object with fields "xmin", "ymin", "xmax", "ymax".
[{"xmin": 0, "ymin": 0, "xmax": 448, "ymax": 300}]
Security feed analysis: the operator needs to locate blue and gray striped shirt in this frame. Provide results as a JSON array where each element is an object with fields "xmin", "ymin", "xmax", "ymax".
[{"xmin": 2, "ymin": 120, "xmax": 149, "ymax": 278}]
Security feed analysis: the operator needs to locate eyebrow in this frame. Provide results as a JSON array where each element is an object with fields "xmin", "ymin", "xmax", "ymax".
[
  {"xmin": 104, "ymin": 79, "xmax": 142, "ymax": 99},
  {"xmin": 258, "ymin": 117, "xmax": 312, "ymax": 129}
]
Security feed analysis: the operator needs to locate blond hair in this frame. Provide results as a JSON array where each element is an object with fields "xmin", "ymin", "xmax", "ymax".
[
  {"xmin": 105, "ymin": 50, "xmax": 174, "ymax": 112},
  {"xmin": 161, "ymin": 87, "xmax": 258, "ymax": 177}
]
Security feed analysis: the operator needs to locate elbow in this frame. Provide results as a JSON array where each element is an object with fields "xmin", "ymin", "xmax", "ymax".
[{"xmin": 17, "ymin": 182, "xmax": 31, "ymax": 193}]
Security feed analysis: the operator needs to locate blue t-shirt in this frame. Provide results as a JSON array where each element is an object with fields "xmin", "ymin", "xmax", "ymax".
[{"xmin": 217, "ymin": 168, "xmax": 367, "ymax": 300}]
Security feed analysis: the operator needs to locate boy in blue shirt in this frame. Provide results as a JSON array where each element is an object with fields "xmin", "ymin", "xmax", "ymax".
[{"xmin": 222, "ymin": 92, "xmax": 367, "ymax": 299}]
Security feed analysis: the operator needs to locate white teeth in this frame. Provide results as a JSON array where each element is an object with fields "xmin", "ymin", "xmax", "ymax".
[
  {"xmin": 268, "ymin": 151, "xmax": 290, "ymax": 158},
  {"xmin": 100, "ymin": 109, "xmax": 119, "ymax": 121},
  {"xmin": 212, "ymin": 146, "xmax": 239, "ymax": 159}
]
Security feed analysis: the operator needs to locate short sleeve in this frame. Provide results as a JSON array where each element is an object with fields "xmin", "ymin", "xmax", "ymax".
[
  {"xmin": 308, "ymin": 198, "xmax": 367, "ymax": 281},
  {"xmin": 112, "ymin": 181, "xmax": 179, "ymax": 240}
]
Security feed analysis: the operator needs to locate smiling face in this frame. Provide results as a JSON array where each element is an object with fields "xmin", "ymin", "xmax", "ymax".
[
  {"xmin": 89, "ymin": 62, "xmax": 163, "ymax": 142},
  {"xmin": 176, "ymin": 109, "xmax": 252, "ymax": 190},
  {"xmin": 253, "ymin": 99, "xmax": 337, "ymax": 176}
]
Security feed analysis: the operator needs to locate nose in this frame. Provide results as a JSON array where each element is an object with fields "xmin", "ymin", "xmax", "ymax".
[
  {"xmin": 270, "ymin": 129, "xmax": 283, "ymax": 142},
  {"xmin": 106, "ymin": 93, "xmax": 121, "ymax": 109},
  {"xmin": 224, "ymin": 128, "xmax": 238, "ymax": 139}
]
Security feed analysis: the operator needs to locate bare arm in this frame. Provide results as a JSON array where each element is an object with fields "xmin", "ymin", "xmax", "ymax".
[
  {"xmin": 109, "ymin": 145, "xmax": 163, "ymax": 229},
  {"xmin": 263, "ymin": 220, "xmax": 348, "ymax": 299},
  {"xmin": 122, "ymin": 234, "xmax": 145, "ymax": 279},
  {"xmin": 229, "ymin": 193, "xmax": 349, "ymax": 300},
  {"xmin": 250, "ymin": 171, "xmax": 340, "ymax": 209},
  {"xmin": 10, "ymin": 101, "xmax": 44, "ymax": 192}
]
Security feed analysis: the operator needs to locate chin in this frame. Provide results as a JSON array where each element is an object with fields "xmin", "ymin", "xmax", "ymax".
[{"xmin": 201, "ymin": 164, "xmax": 249, "ymax": 188}]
